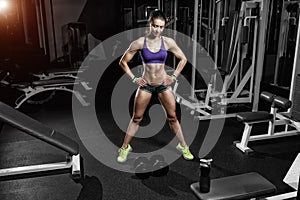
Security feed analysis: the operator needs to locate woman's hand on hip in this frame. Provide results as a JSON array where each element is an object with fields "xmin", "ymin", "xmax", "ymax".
[
  {"xmin": 162, "ymin": 75, "xmax": 176, "ymax": 86},
  {"xmin": 133, "ymin": 77, "xmax": 147, "ymax": 86}
]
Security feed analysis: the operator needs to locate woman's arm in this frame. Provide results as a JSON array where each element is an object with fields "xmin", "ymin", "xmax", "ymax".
[
  {"xmin": 119, "ymin": 39, "xmax": 141, "ymax": 80},
  {"xmin": 162, "ymin": 37, "xmax": 187, "ymax": 86},
  {"xmin": 166, "ymin": 37, "xmax": 187, "ymax": 78}
]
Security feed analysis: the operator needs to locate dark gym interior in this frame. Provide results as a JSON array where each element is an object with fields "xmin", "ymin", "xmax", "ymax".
[{"xmin": 0, "ymin": 0, "xmax": 299, "ymax": 199}]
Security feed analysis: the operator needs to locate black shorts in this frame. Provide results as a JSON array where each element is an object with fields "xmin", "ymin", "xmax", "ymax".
[{"xmin": 139, "ymin": 84, "xmax": 170, "ymax": 94}]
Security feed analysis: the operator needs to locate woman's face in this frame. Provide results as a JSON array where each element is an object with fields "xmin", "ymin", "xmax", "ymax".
[{"xmin": 150, "ymin": 18, "xmax": 165, "ymax": 37}]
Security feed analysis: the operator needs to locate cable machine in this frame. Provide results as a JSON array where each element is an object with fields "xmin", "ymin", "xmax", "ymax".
[{"xmin": 174, "ymin": 0, "xmax": 270, "ymax": 120}]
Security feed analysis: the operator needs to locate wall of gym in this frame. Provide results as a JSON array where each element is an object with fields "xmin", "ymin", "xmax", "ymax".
[
  {"xmin": 1, "ymin": 0, "xmax": 300, "ymax": 117},
  {"xmin": 43, "ymin": 0, "xmax": 123, "ymax": 61}
]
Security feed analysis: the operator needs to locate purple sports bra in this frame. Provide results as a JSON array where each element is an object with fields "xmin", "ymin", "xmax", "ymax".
[{"xmin": 140, "ymin": 37, "xmax": 167, "ymax": 64}]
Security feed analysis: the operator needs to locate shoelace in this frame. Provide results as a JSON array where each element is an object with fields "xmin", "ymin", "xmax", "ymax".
[
  {"xmin": 182, "ymin": 147, "xmax": 190, "ymax": 155},
  {"xmin": 118, "ymin": 148, "xmax": 126, "ymax": 157}
]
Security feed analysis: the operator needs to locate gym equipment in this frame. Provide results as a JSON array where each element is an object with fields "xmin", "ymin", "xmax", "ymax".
[
  {"xmin": 134, "ymin": 156, "xmax": 151, "ymax": 179},
  {"xmin": 32, "ymin": 66, "xmax": 88, "ymax": 80},
  {"xmin": 149, "ymin": 154, "xmax": 169, "ymax": 177},
  {"xmin": 190, "ymin": 172, "xmax": 276, "ymax": 200},
  {"xmin": 220, "ymin": 10, "xmax": 239, "ymax": 74},
  {"xmin": 274, "ymin": 1, "xmax": 299, "ymax": 87},
  {"xmin": 216, "ymin": 2, "xmax": 259, "ymax": 106},
  {"xmin": 262, "ymin": 0, "xmax": 282, "ymax": 83},
  {"xmin": 289, "ymin": 1, "xmax": 300, "ymax": 124},
  {"xmin": 0, "ymin": 70, "xmax": 91, "ymax": 109},
  {"xmin": 62, "ymin": 22, "xmax": 89, "ymax": 68},
  {"xmin": 178, "ymin": 7, "xmax": 190, "ymax": 36},
  {"xmin": 11, "ymin": 78, "xmax": 90, "ymax": 109},
  {"xmin": 235, "ymin": 91, "xmax": 300, "ymax": 153},
  {"xmin": 0, "ymin": 101, "xmax": 81, "ymax": 179},
  {"xmin": 174, "ymin": 1, "xmax": 265, "ymax": 120},
  {"xmin": 292, "ymin": 74, "xmax": 300, "ymax": 121}
]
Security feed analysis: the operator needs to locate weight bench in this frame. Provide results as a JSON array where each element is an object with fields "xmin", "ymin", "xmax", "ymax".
[
  {"xmin": 235, "ymin": 92, "xmax": 300, "ymax": 153},
  {"xmin": 190, "ymin": 172, "xmax": 276, "ymax": 200},
  {"xmin": 0, "ymin": 101, "xmax": 81, "ymax": 179},
  {"xmin": 32, "ymin": 66, "xmax": 88, "ymax": 80},
  {"xmin": 10, "ymin": 78, "xmax": 91, "ymax": 109}
]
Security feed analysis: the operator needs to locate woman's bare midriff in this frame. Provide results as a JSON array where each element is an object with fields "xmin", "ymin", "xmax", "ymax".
[{"xmin": 142, "ymin": 63, "xmax": 167, "ymax": 85}]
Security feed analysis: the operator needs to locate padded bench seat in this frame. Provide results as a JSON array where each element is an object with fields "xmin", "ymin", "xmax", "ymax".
[
  {"xmin": 190, "ymin": 172, "xmax": 276, "ymax": 200},
  {"xmin": 0, "ymin": 101, "xmax": 79, "ymax": 155},
  {"xmin": 237, "ymin": 111, "xmax": 273, "ymax": 123}
]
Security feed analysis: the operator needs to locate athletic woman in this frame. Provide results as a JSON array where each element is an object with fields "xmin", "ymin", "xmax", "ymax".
[{"xmin": 117, "ymin": 10, "xmax": 194, "ymax": 163}]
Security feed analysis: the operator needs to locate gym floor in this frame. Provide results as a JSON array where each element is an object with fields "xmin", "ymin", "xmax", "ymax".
[{"xmin": 0, "ymin": 94, "xmax": 299, "ymax": 200}]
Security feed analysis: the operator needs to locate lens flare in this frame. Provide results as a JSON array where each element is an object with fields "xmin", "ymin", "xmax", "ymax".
[{"xmin": 0, "ymin": 0, "xmax": 8, "ymax": 10}]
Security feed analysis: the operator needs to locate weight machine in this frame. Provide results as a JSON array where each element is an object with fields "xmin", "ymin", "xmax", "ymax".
[{"xmin": 174, "ymin": 0, "xmax": 269, "ymax": 120}]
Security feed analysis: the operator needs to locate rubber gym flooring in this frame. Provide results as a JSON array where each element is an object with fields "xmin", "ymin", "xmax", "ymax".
[{"xmin": 0, "ymin": 94, "xmax": 299, "ymax": 200}]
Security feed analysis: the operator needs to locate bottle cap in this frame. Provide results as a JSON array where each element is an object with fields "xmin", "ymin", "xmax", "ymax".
[{"xmin": 200, "ymin": 158, "xmax": 213, "ymax": 165}]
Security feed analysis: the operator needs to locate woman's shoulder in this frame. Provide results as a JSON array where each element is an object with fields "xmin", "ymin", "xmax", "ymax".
[
  {"xmin": 135, "ymin": 36, "xmax": 145, "ymax": 43},
  {"xmin": 133, "ymin": 37, "xmax": 146, "ymax": 45},
  {"xmin": 162, "ymin": 36, "xmax": 173, "ymax": 41},
  {"xmin": 162, "ymin": 36, "xmax": 176, "ymax": 48},
  {"xmin": 130, "ymin": 37, "xmax": 144, "ymax": 50}
]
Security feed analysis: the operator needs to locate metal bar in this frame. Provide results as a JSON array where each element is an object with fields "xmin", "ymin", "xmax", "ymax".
[
  {"xmin": 35, "ymin": 0, "xmax": 43, "ymax": 48},
  {"xmin": 223, "ymin": 60, "xmax": 240, "ymax": 92},
  {"xmin": 235, "ymin": 40, "xmax": 241, "ymax": 89},
  {"xmin": 49, "ymin": 0, "xmax": 57, "ymax": 59},
  {"xmin": 40, "ymin": 0, "xmax": 49, "ymax": 57},
  {"xmin": 263, "ymin": 191, "xmax": 297, "ymax": 200},
  {"xmin": 158, "ymin": 0, "xmax": 161, "ymax": 10},
  {"xmin": 191, "ymin": 0, "xmax": 199, "ymax": 100},
  {"xmin": 247, "ymin": 15, "xmax": 259, "ymax": 103},
  {"xmin": 175, "ymin": 93, "xmax": 211, "ymax": 115},
  {"xmin": 198, "ymin": 0, "xmax": 203, "ymax": 48},
  {"xmin": 20, "ymin": 0, "xmax": 30, "ymax": 44},
  {"xmin": 289, "ymin": 3, "xmax": 300, "ymax": 110},
  {"xmin": 205, "ymin": 83, "xmax": 212, "ymax": 106},
  {"xmin": 240, "ymin": 123, "xmax": 252, "ymax": 148},
  {"xmin": 213, "ymin": 1, "xmax": 221, "ymax": 91},
  {"xmin": 226, "ymin": 97, "xmax": 252, "ymax": 104},
  {"xmin": 207, "ymin": 0, "xmax": 212, "ymax": 53},
  {"xmin": 15, "ymin": 87, "xmax": 89, "ymax": 109},
  {"xmin": 252, "ymin": 0, "xmax": 270, "ymax": 111},
  {"xmin": 39, "ymin": 0, "xmax": 47, "ymax": 54},
  {"xmin": 230, "ymin": 66, "xmax": 253, "ymax": 100},
  {"xmin": 174, "ymin": 0, "xmax": 177, "ymax": 32},
  {"xmin": 195, "ymin": 113, "xmax": 237, "ymax": 120},
  {"xmin": 0, "ymin": 161, "xmax": 72, "ymax": 177},
  {"xmin": 173, "ymin": 0, "xmax": 178, "ymax": 67},
  {"xmin": 249, "ymin": 130, "xmax": 299, "ymax": 141},
  {"xmin": 274, "ymin": 1, "xmax": 288, "ymax": 85}
]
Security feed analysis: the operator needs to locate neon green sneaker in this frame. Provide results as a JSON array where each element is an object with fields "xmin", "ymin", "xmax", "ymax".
[
  {"xmin": 176, "ymin": 143, "xmax": 194, "ymax": 160},
  {"xmin": 117, "ymin": 144, "xmax": 132, "ymax": 163}
]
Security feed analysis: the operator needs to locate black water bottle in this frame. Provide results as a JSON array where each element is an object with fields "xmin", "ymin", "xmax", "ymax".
[{"xmin": 199, "ymin": 158, "xmax": 213, "ymax": 193}]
